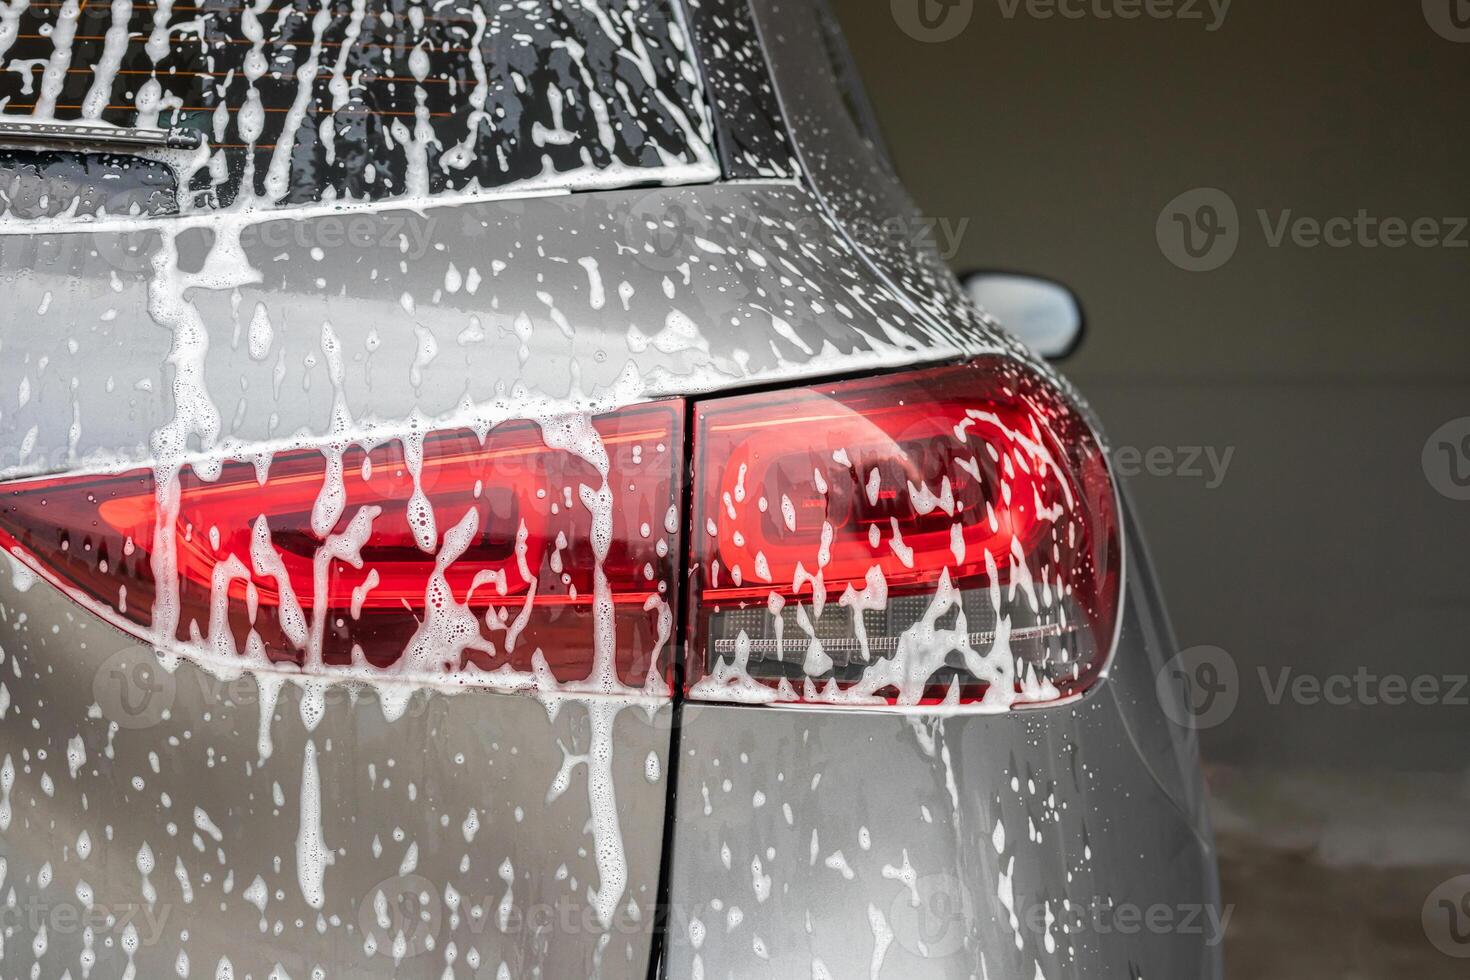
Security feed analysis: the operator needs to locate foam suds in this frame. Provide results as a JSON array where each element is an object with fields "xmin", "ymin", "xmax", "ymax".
[{"xmin": 295, "ymin": 738, "xmax": 331, "ymax": 910}]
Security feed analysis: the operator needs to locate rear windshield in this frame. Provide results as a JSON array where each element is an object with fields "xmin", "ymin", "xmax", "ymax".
[{"xmin": 0, "ymin": 0, "xmax": 715, "ymax": 217}]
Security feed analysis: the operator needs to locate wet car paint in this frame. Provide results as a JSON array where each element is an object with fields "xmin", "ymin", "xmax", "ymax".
[
  {"xmin": 661, "ymin": 506, "xmax": 1221, "ymax": 979},
  {"xmin": 0, "ymin": 0, "xmax": 1221, "ymax": 977},
  {"xmin": 0, "ymin": 556, "xmax": 675, "ymax": 977},
  {"xmin": 0, "ymin": 182, "xmax": 989, "ymax": 480}
]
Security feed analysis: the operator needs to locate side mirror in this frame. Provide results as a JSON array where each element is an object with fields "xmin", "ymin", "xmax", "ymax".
[{"xmin": 962, "ymin": 271, "xmax": 1085, "ymax": 361}]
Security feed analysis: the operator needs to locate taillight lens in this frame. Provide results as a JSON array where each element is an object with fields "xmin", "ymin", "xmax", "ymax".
[
  {"xmin": 0, "ymin": 404, "xmax": 684, "ymax": 692},
  {"xmin": 0, "ymin": 359, "xmax": 1115, "ymax": 712},
  {"xmin": 685, "ymin": 357, "xmax": 1120, "ymax": 709}
]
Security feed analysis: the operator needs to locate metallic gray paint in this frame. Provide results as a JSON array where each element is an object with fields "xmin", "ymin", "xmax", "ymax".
[
  {"xmin": 661, "ymin": 509, "xmax": 1222, "ymax": 979},
  {"xmin": 0, "ymin": 182, "xmax": 991, "ymax": 483},
  {"xmin": 0, "ymin": 1, "xmax": 1219, "ymax": 976},
  {"xmin": 0, "ymin": 553, "xmax": 673, "ymax": 977}
]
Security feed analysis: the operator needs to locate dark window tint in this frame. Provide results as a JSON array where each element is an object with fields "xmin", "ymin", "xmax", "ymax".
[
  {"xmin": 0, "ymin": 0, "xmax": 715, "ymax": 211},
  {"xmin": 0, "ymin": 150, "xmax": 178, "ymax": 218}
]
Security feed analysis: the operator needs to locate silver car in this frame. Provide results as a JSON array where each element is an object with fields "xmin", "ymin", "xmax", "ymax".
[{"xmin": 0, "ymin": 0, "xmax": 1220, "ymax": 976}]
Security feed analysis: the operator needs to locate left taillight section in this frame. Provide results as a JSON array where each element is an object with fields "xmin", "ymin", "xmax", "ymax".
[{"xmin": 0, "ymin": 403, "xmax": 685, "ymax": 691}]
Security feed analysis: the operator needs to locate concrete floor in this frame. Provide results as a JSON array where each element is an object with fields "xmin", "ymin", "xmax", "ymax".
[{"xmin": 1210, "ymin": 768, "xmax": 1469, "ymax": 978}]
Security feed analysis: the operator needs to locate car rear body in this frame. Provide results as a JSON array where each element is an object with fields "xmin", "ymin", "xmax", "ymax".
[{"xmin": 0, "ymin": 0, "xmax": 1221, "ymax": 977}]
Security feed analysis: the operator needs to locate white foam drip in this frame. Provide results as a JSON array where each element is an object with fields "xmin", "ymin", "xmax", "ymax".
[
  {"xmin": 81, "ymin": 0, "xmax": 132, "ymax": 119},
  {"xmin": 295, "ymin": 738, "xmax": 331, "ymax": 909},
  {"xmin": 31, "ymin": 0, "xmax": 78, "ymax": 118},
  {"xmin": 0, "ymin": 0, "xmax": 30, "ymax": 64}
]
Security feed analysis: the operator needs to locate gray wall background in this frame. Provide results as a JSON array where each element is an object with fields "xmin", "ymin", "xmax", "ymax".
[{"xmin": 830, "ymin": 0, "xmax": 1470, "ymax": 773}]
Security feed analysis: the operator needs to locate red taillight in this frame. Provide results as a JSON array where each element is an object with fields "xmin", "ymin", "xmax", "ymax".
[
  {"xmin": 684, "ymin": 357, "xmax": 1121, "ymax": 709},
  {"xmin": 0, "ymin": 358, "xmax": 1116, "ymax": 712},
  {"xmin": 0, "ymin": 404, "xmax": 684, "ymax": 692}
]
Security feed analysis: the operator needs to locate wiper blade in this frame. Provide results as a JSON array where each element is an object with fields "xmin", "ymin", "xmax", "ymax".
[{"xmin": 0, "ymin": 120, "xmax": 202, "ymax": 151}]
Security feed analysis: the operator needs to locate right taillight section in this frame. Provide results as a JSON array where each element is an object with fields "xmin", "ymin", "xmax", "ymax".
[{"xmin": 685, "ymin": 356, "xmax": 1121, "ymax": 709}]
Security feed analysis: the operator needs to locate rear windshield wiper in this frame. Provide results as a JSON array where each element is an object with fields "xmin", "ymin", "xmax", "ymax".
[{"xmin": 0, "ymin": 120, "xmax": 202, "ymax": 151}]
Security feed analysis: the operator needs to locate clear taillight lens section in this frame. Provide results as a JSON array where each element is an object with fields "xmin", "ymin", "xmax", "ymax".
[
  {"xmin": 685, "ymin": 357, "xmax": 1120, "ymax": 708},
  {"xmin": 0, "ymin": 404, "xmax": 684, "ymax": 691}
]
